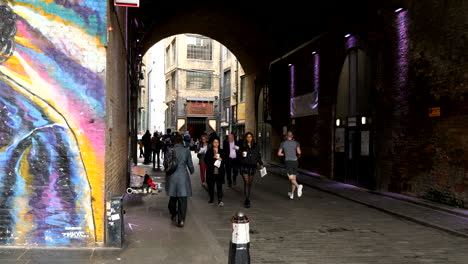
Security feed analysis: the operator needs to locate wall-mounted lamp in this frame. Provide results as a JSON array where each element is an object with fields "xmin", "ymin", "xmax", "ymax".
[
  {"xmin": 312, "ymin": 51, "xmax": 317, "ymax": 55},
  {"xmin": 394, "ymin": 8, "xmax": 404, "ymax": 13},
  {"xmin": 344, "ymin": 34, "xmax": 351, "ymax": 38},
  {"xmin": 336, "ymin": 119, "xmax": 341, "ymax": 127},
  {"xmin": 288, "ymin": 64, "xmax": 293, "ymax": 67},
  {"xmin": 361, "ymin": 116, "xmax": 367, "ymax": 125}
]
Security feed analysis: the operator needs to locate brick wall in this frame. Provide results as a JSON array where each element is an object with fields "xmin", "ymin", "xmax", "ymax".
[
  {"xmin": 374, "ymin": 0, "xmax": 468, "ymax": 206},
  {"xmin": 105, "ymin": 5, "xmax": 129, "ymax": 206}
]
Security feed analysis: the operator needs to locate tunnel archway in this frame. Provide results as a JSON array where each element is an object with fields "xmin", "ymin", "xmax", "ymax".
[{"xmin": 139, "ymin": 33, "xmax": 252, "ymax": 142}]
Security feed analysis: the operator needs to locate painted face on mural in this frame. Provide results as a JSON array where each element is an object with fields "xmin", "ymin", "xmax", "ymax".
[{"xmin": 0, "ymin": 1, "xmax": 107, "ymax": 246}]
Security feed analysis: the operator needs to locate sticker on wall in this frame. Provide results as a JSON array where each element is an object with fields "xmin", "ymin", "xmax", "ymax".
[
  {"xmin": 428, "ymin": 107, "xmax": 440, "ymax": 117},
  {"xmin": 335, "ymin": 128, "xmax": 345, "ymax": 152}
]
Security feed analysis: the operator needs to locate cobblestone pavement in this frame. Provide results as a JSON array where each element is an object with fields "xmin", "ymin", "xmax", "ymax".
[{"xmin": 1, "ymin": 153, "xmax": 468, "ymax": 264}]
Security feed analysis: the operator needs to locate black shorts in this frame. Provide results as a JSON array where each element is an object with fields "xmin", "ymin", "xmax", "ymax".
[
  {"xmin": 285, "ymin": 160, "xmax": 299, "ymax": 176},
  {"xmin": 240, "ymin": 165, "xmax": 257, "ymax": 176}
]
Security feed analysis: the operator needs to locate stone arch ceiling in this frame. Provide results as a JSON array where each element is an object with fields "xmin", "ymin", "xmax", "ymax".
[{"xmin": 132, "ymin": 0, "xmax": 376, "ymax": 74}]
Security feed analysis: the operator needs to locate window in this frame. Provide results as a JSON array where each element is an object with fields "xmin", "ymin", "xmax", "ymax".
[
  {"xmin": 222, "ymin": 46, "xmax": 231, "ymax": 61},
  {"xmin": 240, "ymin": 76, "xmax": 246, "ymax": 102},
  {"xmin": 223, "ymin": 70, "xmax": 231, "ymax": 99},
  {"xmin": 165, "ymin": 46, "xmax": 170, "ymax": 68},
  {"xmin": 187, "ymin": 35, "xmax": 212, "ymax": 60},
  {"xmin": 186, "ymin": 71, "xmax": 212, "ymax": 90},
  {"xmin": 171, "ymin": 39, "xmax": 176, "ymax": 64},
  {"xmin": 171, "ymin": 72, "xmax": 176, "ymax": 90}
]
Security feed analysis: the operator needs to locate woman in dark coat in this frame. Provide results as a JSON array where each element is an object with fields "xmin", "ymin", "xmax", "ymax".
[
  {"xmin": 204, "ymin": 137, "xmax": 227, "ymax": 206},
  {"xmin": 142, "ymin": 130, "xmax": 152, "ymax": 164},
  {"xmin": 165, "ymin": 134, "xmax": 195, "ymax": 227},
  {"xmin": 239, "ymin": 132, "xmax": 264, "ymax": 208}
]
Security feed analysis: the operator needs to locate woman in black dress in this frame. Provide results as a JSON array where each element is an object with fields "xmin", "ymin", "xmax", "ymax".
[
  {"xmin": 239, "ymin": 132, "xmax": 264, "ymax": 208},
  {"xmin": 204, "ymin": 137, "xmax": 227, "ymax": 206}
]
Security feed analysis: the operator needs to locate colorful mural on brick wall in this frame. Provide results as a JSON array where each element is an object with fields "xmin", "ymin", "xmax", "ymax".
[{"xmin": 0, "ymin": 0, "xmax": 107, "ymax": 246}]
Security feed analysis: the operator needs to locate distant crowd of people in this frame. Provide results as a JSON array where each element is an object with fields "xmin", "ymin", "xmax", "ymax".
[{"xmin": 138, "ymin": 128, "xmax": 302, "ymax": 228}]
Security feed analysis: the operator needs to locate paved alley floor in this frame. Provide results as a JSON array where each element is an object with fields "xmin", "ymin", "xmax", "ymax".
[{"xmin": 1, "ymin": 153, "xmax": 468, "ymax": 263}]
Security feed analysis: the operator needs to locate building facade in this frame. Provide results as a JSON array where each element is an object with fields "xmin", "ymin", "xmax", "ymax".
[
  {"xmin": 164, "ymin": 34, "xmax": 222, "ymax": 140},
  {"xmin": 220, "ymin": 46, "xmax": 247, "ymax": 140},
  {"xmin": 144, "ymin": 42, "xmax": 166, "ymax": 133}
]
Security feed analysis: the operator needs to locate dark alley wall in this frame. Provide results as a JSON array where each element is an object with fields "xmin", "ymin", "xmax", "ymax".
[
  {"xmin": 268, "ymin": 0, "xmax": 468, "ymax": 206},
  {"xmin": 374, "ymin": 0, "xmax": 468, "ymax": 206}
]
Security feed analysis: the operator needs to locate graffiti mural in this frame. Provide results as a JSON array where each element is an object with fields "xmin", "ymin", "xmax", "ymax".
[{"xmin": 0, "ymin": 0, "xmax": 107, "ymax": 246}]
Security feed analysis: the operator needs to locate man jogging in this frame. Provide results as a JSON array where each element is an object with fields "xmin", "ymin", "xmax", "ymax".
[{"xmin": 277, "ymin": 131, "xmax": 303, "ymax": 199}]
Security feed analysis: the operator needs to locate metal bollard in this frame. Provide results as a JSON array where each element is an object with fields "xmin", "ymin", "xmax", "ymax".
[{"xmin": 228, "ymin": 211, "xmax": 250, "ymax": 264}]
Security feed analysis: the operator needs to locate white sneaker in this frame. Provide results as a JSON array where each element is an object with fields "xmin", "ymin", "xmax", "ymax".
[
  {"xmin": 288, "ymin": 192, "xmax": 294, "ymax": 199},
  {"xmin": 297, "ymin": 185, "xmax": 303, "ymax": 198}
]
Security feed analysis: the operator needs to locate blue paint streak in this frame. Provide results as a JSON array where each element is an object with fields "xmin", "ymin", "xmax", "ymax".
[{"xmin": 13, "ymin": 0, "xmax": 107, "ymax": 45}]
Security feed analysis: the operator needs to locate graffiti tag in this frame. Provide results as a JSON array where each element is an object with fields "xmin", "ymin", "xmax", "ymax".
[{"xmin": 61, "ymin": 231, "xmax": 89, "ymax": 239}]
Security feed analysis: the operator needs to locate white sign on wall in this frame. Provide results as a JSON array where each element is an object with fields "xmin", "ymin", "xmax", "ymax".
[{"xmin": 115, "ymin": 0, "xmax": 140, "ymax": 7}]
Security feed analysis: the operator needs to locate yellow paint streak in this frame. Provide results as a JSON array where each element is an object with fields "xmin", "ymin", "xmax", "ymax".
[
  {"xmin": 13, "ymin": 145, "xmax": 35, "ymax": 244},
  {"xmin": 15, "ymin": 36, "xmax": 42, "ymax": 53},
  {"xmin": 75, "ymin": 134, "xmax": 105, "ymax": 242},
  {"xmin": 1, "ymin": 56, "xmax": 31, "ymax": 86}
]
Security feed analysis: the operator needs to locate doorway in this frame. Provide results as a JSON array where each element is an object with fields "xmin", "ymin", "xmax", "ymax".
[
  {"xmin": 187, "ymin": 117, "xmax": 207, "ymax": 140},
  {"xmin": 334, "ymin": 48, "xmax": 374, "ymax": 189}
]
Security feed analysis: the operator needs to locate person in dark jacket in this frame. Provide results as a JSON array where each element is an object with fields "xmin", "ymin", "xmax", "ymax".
[
  {"xmin": 165, "ymin": 134, "xmax": 195, "ymax": 227},
  {"xmin": 239, "ymin": 132, "xmax": 264, "ymax": 208},
  {"xmin": 152, "ymin": 131, "xmax": 163, "ymax": 170},
  {"xmin": 142, "ymin": 130, "xmax": 152, "ymax": 164},
  {"xmin": 223, "ymin": 133, "xmax": 241, "ymax": 187},
  {"xmin": 204, "ymin": 137, "xmax": 226, "ymax": 206}
]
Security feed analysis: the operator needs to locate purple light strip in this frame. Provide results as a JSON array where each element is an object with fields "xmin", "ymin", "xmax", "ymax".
[
  {"xmin": 290, "ymin": 64, "xmax": 295, "ymax": 117},
  {"xmin": 312, "ymin": 53, "xmax": 320, "ymax": 108},
  {"xmin": 396, "ymin": 11, "xmax": 409, "ymax": 89}
]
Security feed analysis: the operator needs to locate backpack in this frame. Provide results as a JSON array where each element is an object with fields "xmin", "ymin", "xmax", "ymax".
[
  {"xmin": 162, "ymin": 134, "xmax": 172, "ymax": 151},
  {"xmin": 163, "ymin": 147, "xmax": 178, "ymax": 175}
]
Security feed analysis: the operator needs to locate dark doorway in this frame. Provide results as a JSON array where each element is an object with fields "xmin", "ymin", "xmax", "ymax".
[
  {"xmin": 334, "ymin": 48, "xmax": 374, "ymax": 189},
  {"xmin": 187, "ymin": 117, "xmax": 207, "ymax": 140}
]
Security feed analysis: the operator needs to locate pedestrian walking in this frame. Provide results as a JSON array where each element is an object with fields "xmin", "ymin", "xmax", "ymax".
[
  {"xmin": 183, "ymin": 131, "xmax": 191, "ymax": 148},
  {"xmin": 165, "ymin": 134, "xmax": 195, "ymax": 228},
  {"xmin": 196, "ymin": 134, "xmax": 209, "ymax": 187},
  {"xmin": 277, "ymin": 131, "xmax": 303, "ymax": 199},
  {"xmin": 138, "ymin": 139, "xmax": 144, "ymax": 158},
  {"xmin": 223, "ymin": 133, "xmax": 240, "ymax": 187},
  {"xmin": 239, "ymin": 132, "xmax": 264, "ymax": 208},
  {"xmin": 142, "ymin": 130, "xmax": 152, "ymax": 164},
  {"xmin": 162, "ymin": 128, "xmax": 174, "ymax": 161},
  {"xmin": 152, "ymin": 131, "xmax": 163, "ymax": 170},
  {"xmin": 204, "ymin": 137, "xmax": 226, "ymax": 206}
]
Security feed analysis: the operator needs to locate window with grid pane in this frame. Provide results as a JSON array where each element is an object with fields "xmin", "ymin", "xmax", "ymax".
[
  {"xmin": 187, "ymin": 35, "xmax": 212, "ymax": 60},
  {"xmin": 186, "ymin": 71, "xmax": 212, "ymax": 90}
]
